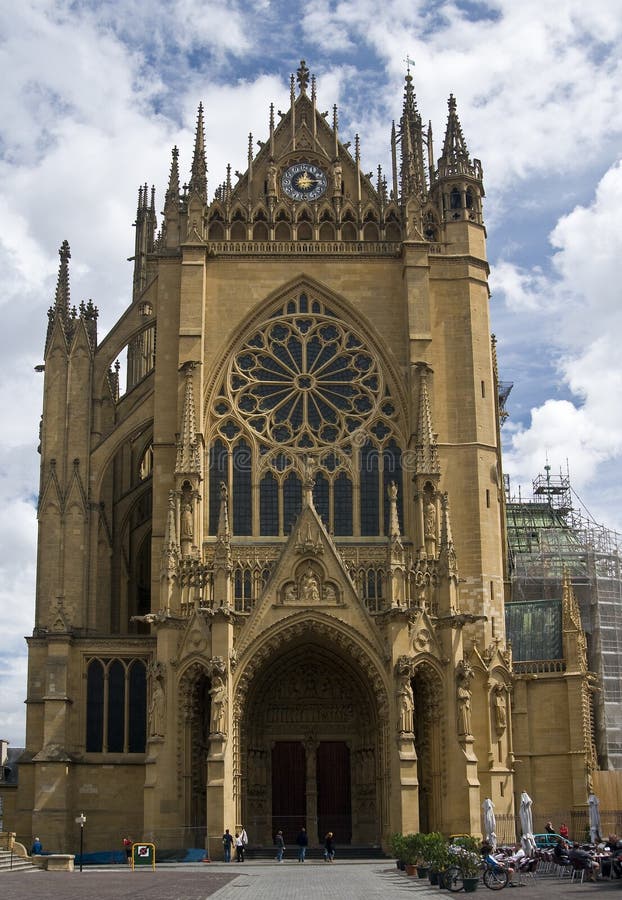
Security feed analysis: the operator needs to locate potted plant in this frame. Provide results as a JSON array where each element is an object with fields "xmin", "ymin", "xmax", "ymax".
[
  {"xmin": 449, "ymin": 836, "xmax": 482, "ymax": 892},
  {"xmin": 403, "ymin": 832, "xmax": 426, "ymax": 875},
  {"xmin": 425, "ymin": 832, "xmax": 451, "ymax": 886},
  {"xmin": 389, "ymin": 833, "xmax": 407, "ymax": 870}
]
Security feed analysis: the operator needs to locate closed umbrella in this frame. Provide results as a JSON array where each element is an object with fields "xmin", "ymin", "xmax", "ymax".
[
  {"xmin": 588, "ymin": 794, "xmax": 601, "ymax": 844},
  {"xmin": 483, "ymin": 798, "xmax": 497, "ymax": 850},
  {"xmin": 519, "ymin": 791, "xmax": 536, "ymax": 854}
]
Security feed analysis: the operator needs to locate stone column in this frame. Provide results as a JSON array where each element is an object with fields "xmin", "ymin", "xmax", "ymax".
[{"xmin": 304, "ymin": 739, "xmax": 319, "ymax": 843}]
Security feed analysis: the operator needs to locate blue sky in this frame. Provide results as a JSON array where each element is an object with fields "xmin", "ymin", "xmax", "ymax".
[{"xmin": 1, "ymin": 0, "xmax": 622, "ymax": 745}]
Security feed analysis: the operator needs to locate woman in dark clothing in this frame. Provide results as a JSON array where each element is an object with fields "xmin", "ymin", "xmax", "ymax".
[{"xmin": 324, "ymin": 831, "xmax": 335, "ymax": 862}]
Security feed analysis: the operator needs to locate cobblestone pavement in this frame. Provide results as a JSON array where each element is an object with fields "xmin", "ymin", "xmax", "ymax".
[{"xmin": 2, "ymin": 860, "xmax": 621, "ymax": 900}]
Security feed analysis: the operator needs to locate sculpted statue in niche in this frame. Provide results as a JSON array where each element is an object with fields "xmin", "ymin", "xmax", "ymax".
[
  {"xmin": 147, "ymin": 661, "xmax": 166, "ymax": 737},
  {"xmin": 267, "ymin": 160, "xmax": 277, "ymax": 196},
  {"xmin": 323, "ymin": 583, "xmax": 336, "ymax": 603},
  {"xmin": 331, "ymin": 159, "xmax": 343, "ymax": 196},
  {"xmin": 424, "ymin": 494, "xmax": 437, "ymax": 556},
  {"xmin": 492, "ymin": 684, "xmax": 507, "ymax": 733},
  {"xmin": 456, "ymin": 660, "xmax": 474, "ymax": 737},
  {"xmin": 209, "ymin": 673, "xmax": 227, "ymax": 734},
  {"xmin": 300, "ymin": 565, "xmax": 320, "ymax": 603},
  {"xmin": 181, "ymin": 499, "xmax": 193, "ymax": 540}
]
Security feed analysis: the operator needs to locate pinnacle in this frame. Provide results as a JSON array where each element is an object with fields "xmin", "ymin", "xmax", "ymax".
[{"xmin": 189, "ymin": 102, "xmax": 207, "ymax": 202}]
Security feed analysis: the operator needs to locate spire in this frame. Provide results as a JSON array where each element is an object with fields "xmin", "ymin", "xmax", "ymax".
[
  {"xmin": 189, "ymin": 102, "xmax": 207, "ymax": 202},
  {"xmin": 46, "ymin": 240, "xmax": 72, "ymax": 351},
  {"xmin": 414, "ymin": 363, "xmax": 440, "ymax": 476},
  {"xmin": 165, "ymin": 146, "xmax": 180, "ymax": 205},
  {"xmin": 438, "ymin": 94, "xmax": 482, "ymax": 182},
  {"xmin": 387, "ymin": 481, "xmax": 402, "ymax": 544},
  {"xmin": 175, "ymin": 363, "xmax": 202, "ymax": 476},
  {"xmin": 399, "ymin": 69, "xmax": 427, "ymax": 202},
  {"xmin": 217, "ymin": 481, "xmax": 231, "ymax": 544},
  {"xmin": 438, "ymin": 491, "xmax": 459, "ymax": 582}
]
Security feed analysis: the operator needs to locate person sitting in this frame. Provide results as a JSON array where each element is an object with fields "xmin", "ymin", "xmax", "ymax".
[
  {"xmin": 569, "ymin": 842, "xmax": 600, "ymax": 881},
  {"xmin": 31, "ymin": 837, "xmax": 43, "ymax": 856},
  {"xmin": 553, "ymin": 838, "xmax": 570, "ymax": 865}
]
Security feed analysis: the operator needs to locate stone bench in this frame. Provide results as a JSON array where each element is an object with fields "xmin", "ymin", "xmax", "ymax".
[{"xmin": 43, "ymin": 854, "xmax": 75, "ymax": 871}]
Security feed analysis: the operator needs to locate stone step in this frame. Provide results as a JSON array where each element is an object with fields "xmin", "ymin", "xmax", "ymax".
[{"xmin": 0, "ymin": 849, "xmax": 35, "ymax": 872}]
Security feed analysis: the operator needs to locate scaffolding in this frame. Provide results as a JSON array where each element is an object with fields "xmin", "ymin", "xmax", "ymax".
[{"xmin": 505, "ymin": 467, "xmax": 622, "ymax": 769}]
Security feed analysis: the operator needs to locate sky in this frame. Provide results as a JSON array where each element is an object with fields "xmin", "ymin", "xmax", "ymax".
[{"xmin": 1, "ymin": 0, "xmax": 622, "ymax": 747}]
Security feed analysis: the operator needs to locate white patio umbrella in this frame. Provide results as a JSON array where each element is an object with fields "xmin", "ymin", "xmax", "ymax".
[
  {"xmin": 483, "ymin": 798, "xmax": 497, "ymax": 849},
  {"xmin": 588, "ymin": 794, "xmax": 601, "ymax": 844},
  {"xmin": 519, "ymin": 791, "xmax": 536, "ymax": 854}
]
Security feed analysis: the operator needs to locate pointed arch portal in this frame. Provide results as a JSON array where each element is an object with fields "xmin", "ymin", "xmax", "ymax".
[{"xmin": 236, "ymin": 630, "xmax": 387, "ymax": 846}]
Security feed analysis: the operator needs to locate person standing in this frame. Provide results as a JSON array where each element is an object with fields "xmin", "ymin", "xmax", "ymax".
[
  {"xmin": 235, "ymin": 831, "xmax": 245, "ymax": 862},
  {"xmin": 324, "ymin": 831, "xmax": 335, "ymax": 862},
  {"xmin": 296, "ymin": 826, "xmax": 308, "ymax": 862},
  {"xmin": 275, "ymin": 830, "xmax": 285, "ymax": 862},
  {"xmin": 122, "ymin": 836, "xmax": 132, "ymax": 866},
  {"xmin": 545, "ymin": 820, "xmax": 555, "ymax": 834},
  {"xmin": 222, "ymin": 828, "xmax": 234, "ymax": 862},
  {"xmin": 560, "ymin": 823, "xmax": 569, "ymax": 839}
]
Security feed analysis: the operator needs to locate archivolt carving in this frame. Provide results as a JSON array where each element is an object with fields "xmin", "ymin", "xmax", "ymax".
[{"xmin": 234, "ymin": 613, "xmax": 389, "ymax": 719}]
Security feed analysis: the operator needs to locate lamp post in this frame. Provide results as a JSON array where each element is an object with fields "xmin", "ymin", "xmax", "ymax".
[{"xmin": 75, "ymin": 813, "xmax": 86, "ymax": 872}]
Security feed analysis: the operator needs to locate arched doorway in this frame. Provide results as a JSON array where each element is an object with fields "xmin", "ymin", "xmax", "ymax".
[
  {"xmin": 412, "ymin": 662, "xmax": 445, "ymax": 833},
  {"xmin": 238, "ymin": 635, "xmax": 384, "ymax": 847}
]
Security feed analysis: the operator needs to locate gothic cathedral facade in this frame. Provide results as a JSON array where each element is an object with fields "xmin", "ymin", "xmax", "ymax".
[{"xmin": 21, "ymin": 62, "xmax": 515, "ymax": 855}]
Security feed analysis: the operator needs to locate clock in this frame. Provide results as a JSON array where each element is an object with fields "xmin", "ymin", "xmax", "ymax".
[{"xmin": 281, "ymin": 163, "xmax": 327, "ymax": 201}]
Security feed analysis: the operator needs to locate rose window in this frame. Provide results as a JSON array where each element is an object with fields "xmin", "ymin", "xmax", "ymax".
[{"xmin": 222, "ymin": 316, "xmax": 383, "ymax": 449}]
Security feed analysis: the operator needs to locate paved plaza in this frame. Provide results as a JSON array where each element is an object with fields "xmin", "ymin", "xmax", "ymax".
[{"xmin": 2, "ymin": 860, "xmax": 621, "ymax": 900}]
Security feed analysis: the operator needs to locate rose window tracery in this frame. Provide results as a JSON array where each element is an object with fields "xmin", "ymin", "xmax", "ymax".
[
  {"xmin": 208, "ymin": 292, "xmax": 404, "ymax": 539},
  {"xmin": 217, "ymin": 303, "xmax": 387, "ymax": 450}
]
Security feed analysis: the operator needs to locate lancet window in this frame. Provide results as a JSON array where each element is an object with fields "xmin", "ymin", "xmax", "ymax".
[
  {"xmin": 208, "ymin": 292, "xmax": 404, "ymax": 538},
  {"xmin": 85, "ymin": 657, "xmax": 147, "ymax": 753}
]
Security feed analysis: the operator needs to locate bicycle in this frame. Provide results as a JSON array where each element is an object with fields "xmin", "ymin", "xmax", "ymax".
[{"xmin": 444, "ymin": 858, "xmax": 509, "ymax": 891}]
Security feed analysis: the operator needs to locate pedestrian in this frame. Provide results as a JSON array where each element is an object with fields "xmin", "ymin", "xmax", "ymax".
[
  {"xmin": 324, "ymin": 831, "xmax": 335, "ymax": 862},
  {"xmin": 235, "ymin": 831, "xmax": 245, "ymax": 862},
  {"xmin": 545, "ymin": 820, "xmax": 555, "ymax": 834},
  {"xmin": 222, "ymin": 828, "xmax": 234, "ymax": 862},
  {"xmin": 559, "ymin": 823, "xmax": 569, "ymax": 839},
  {"xmin": 296, "ymin": 826, "xmax": 308, "ymax": 862},
  {"xmin": 275, "ymin": 829, "xmax": 285, "ymax": 862},
  {"xmin": 122, "ymin": 836, "xmax": 132, "ymax": 866},
  {"xmin": 31, "ymin": 837, "xmax": 43, "ymax": 856}
]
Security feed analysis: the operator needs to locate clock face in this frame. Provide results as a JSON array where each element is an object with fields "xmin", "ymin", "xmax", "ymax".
[{"xmin": 281, "ymin": 163, "xmax": 327, "ymax": 201}]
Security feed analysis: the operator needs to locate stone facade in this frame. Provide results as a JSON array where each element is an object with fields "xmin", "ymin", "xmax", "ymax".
[{"xmin": 14, "ymin": 60, "xmax": 583, "ymax": 855}]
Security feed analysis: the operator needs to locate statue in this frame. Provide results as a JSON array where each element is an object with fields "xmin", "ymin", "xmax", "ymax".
[
  {"xmin": 424, "ymin": 495, "xmax": 437, "ymax": 557},
  {"xmin": 300, "ymin": 566, "xmax": 320, "ymax": 603},
  {"xmin": 148, "ymin": 662, "xmax": 166, "ymax": 737},
  {"xmin": 493, "ymin": 685, "xmax": 507, "ymax": 732},
  {"xmin": 456, "ymin": 661, "xmax": 474, "ymax": 737},
  {"xmin": 181, "ymin": 500, "xmax": 193, "ymax": 540},
  {"xmin": 267, "ymin": 160, "xmax": 277, "ymax": 196},
  {"xmin": 397, "ymin": 673, "xmax": 415, "ymax": 734},
  {"xmin": 209, "ymin": 673, "xmax": 227, "ymax": 735},
  {"xmin": 331, "ymin": 159, "xmax": 343, "ymax": 196}
]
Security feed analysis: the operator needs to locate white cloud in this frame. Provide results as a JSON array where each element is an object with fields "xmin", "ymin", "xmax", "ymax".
[{"xmin": 498, "ymin": 160, "xmax": 622, "ymax": 530}]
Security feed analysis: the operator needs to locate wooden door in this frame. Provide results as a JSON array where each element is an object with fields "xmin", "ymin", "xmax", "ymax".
[
  {"xmin": 317, "ymin": 741, "xmax": 352, "ymax": 844},
  {"xmin": 271, "ymin": 741, "xmax": 305, "ymax": 844}
]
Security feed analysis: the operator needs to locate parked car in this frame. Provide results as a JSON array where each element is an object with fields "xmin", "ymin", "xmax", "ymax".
[{"xmin": 533, "ymin": 833, "xmax": 567, "ymax": 848}]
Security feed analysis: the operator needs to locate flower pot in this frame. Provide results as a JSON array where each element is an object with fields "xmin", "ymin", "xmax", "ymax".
[
  {"xmin": 399, "ymin": 860, "xmax": 406, "ymax": 871},
  {"xmin": 463, "ymin": 876, "xmax": 480, "ymax": 892},
  {"xmin": 405, "ymin": 863, "xmax": 418, "ymax": 875},
  {"xmin": 429, "ymin": 869, "xmax": 439, "ymax": 885},
  {"xmin": 417, "ymin": 866, "xmax": 430, "ymax": 878}
]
